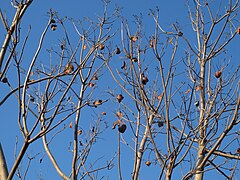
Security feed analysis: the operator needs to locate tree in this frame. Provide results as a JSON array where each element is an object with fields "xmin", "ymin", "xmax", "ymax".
[{"xmin": 0, "ymin": 0, "xmax": 239, "ymax": 179}]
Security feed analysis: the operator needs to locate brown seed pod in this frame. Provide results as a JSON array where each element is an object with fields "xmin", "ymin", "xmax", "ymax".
[
  {"xmin": 69, "ymin": 122, "xmax": 73, "ymax": 128},
  {"xmin": 51, "ymin": 24, "xmax": 57, "ymax": 31},
  {"xmin": 102, "ymin": 111, "xmax": 107, "ymax": 115},
  {"xmin": 141, "ymin": 76, "xmax": 149, "ymax": 85},
  {"xmin": 157, "ymin": 94, "xmax": 163, "ymax": 101},
  {"xmin": 215, "ymin": 71, "xmax": 222, "ymax": 78},
  {"xmin": 99, "ymin": 43, "xmax": 105, "ymax": 50},
  {"xmin": 89, "ymin": 82, "xmax": 95, "ymax": 88},
  {"xmin": 116, "ymin": 47, "xmax": 121, "ymax": 54},
  {"xmin": 92, "ymin": 75, "xmax": 98, "ymax": 80},
  {"xmin": 64, "ymin": 63, "xmax": 74, "ymax": 74},
  {"xmin": 149, "ymin": 39, "xmax": 154, "ymax": 48},
  {"xmin": 131, "ymin": 35, "xmax": 138, "ymax": 42},
  {"xmin": 196, "ymin": 85, "xmax": 203, "ymax": 91},
  {"xmin": 236, "ymin": 27, "xmax": 240, "ymax": 34},
  {"xmin": 118, "ymin": 124, "xmax": 127, "ymax": 133},
  {"xmin": 145, "ymin": 161, "xmax": 151, "ymax": 166},
  {"xmin": 117, "ymin": 94, "xmax": 124, "ymax": 103},
  {"xmin": 93, "ymin": 100, "xmax": 102, "ymax": 107},
  {"xmin": 78, "ymin": 130, "xmax": 82, "ymax": 135},
  {"xmin": 116, "ymin": 111, "xmax": 123, "ymax": 118}
]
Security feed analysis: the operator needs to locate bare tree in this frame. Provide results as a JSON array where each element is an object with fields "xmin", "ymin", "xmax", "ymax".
[{"xmin": 0, "ymin": 0, "xmax": 239, "ymax": 180}]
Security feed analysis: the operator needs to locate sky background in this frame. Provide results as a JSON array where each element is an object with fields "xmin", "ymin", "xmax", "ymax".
[{"xmin": 0, "ymin": 0, "xmax": 239, "ymax": 179}]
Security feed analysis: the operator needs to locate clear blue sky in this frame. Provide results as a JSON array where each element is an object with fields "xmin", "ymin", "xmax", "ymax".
[{"xmin": 0, "ymin": 0, "xmax": 239, "ymax": 179}]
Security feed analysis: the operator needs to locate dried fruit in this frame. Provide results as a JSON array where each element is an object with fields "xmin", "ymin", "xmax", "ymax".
[
  {"xmin": 117, "ymin": 94, "xmax": 124, "ymax": 103},
  {"xmin": 185, "ymin": 89, "xmax": 190, "ymax": 94},
  {"xmin": 131, "ymin": 35, "xmax": 138, "ymax": 42},
  {"xmin": 99, "ymin": 43, "xmax": 105, "ymax": 50},
  {"xmin": 69, "ymin": 122, "xmax": 73, "ymax": 128},
  {"xmin": 141, "ymin": 76, "xmax": 149, "ymax": 85},
  {"xmin": 118, "ymin": 124, "xmax": 127, "ymax": 133},
  {"xmin": 196, "ymin": 85, "xmax": 203, "ymax": 91},
  {"xmin": 78, "ymin": 130, "xmax": 82, "ymax": 135},
  {"xmin": 51, "ymin": 24, "xmax": 57, "ymax": 31},
  {"xmin": 64, "ymin": 63, "xmax": 74, "ymax": 74},
  {"xmin": 145, "ymin": 161, "xmax": 151, "ymax": 166},
  {"xmin": 149, "ymin": 39, "xmax": 154, "ymax": 48},
  {"xmin": 116, "ymin": 47, "xmax": 121, "ymax": 54},
  {"xmin": 92, "ymin": 75, "xmax": 98, "ymax": 80},
  {"xmin": 157, "ymin": 94, "xmax": 163, "ymax": 101},
  {"xmin": 89, "ymin": 82, "xmax": 95, "ymax": 88},
  {"xmin": 93, "ymin": 100, "xmax": 102, "ymax": 107},
  {"xmin": 102, "ymin": 112, "xmax": 107, "ymax": 115},
  {"xmin": 236, "ymin": 27, "xmax": 240, "ymax": 34},
  {"xmin": 116, "ymin": 111, "xmax": 123, "ymax": 118},
  {"xmin": 215, "ymin": 71, "xmax": 222, "ymax": 78}
]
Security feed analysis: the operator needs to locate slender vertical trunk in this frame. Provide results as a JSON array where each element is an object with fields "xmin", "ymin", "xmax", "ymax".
[{"xmin": 195, "ymin": 63, "xmax": 206, "ymax": 180}]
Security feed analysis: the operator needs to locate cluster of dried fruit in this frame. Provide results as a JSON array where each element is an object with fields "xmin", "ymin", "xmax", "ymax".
[
  {"xmin": 51, "ymin": 19, "xmax": 57, "ymax": 31},
  {"xmin": 64, "ymin": 63, "xmax": 74, "ymax": 74}
]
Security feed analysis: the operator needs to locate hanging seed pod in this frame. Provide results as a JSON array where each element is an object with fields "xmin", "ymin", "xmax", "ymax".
[
  {"xmin": 78, "ymin": 130, "xmax": 82, "ymax": 135},
  {"xmin": 196, "ymin": 85, "xmax": 203, "ymax": 91},
  {"xmin": 116, "ymin": 111, "xmax": 123, "ymax": 118},
  {"xmin": 118, "ymin": 124, "xmax": 127, "ymax": 133},
  {"xmin": 117, "ymin": 94, "xmax": 124, "ymax": 103},
  {"xmin": 69, "ymin": 122, "xmax": 73, "ymax": 128},
  {"xmin": 92, "ymin": 75, "xmax": 98, "ymax": 80},
  {"xmin": 215, "ymin": 70, "xmax": 222, "ymax": 78},
  {"xmin": 102, "ymin": 111, "xmax": 107, "ymax": 115},
  {"xmin": 149, "ymin": 39, "xmax": 154, "ymax": 48},
  {"xmin": 141, "ymin": 76, "xmax": 149, "ymax": 85},
  {"xmin": 236, "ymin": 27, "xmax": 240, "ymax": 34},
  {"xmin": 64, "ymin": 63, "xmax": 74, "ymax": 74},
  {"xmin": 51, "ymin": 24, "xmax": 57, "ymax": 31},
  {"xmin": 236, "ymin": 147, "xmax": 240, "ymax": 154},
  {"xmin": 99, "ymin": 43, "xmax": 105, "ymax": 50},
  {"xmin": 131, "ymin": 35, "xmax": 138, "ymax": 42},
  {"xmin": 93, "ymin": 100, "xmax": 102, "ymax": 107},
  {"xmin": 116, "ymin": 47, "xmax": 121, "ymax": 54},
  {"xmin": 145, "ymin": 161, "xmax": 151, "ymax": 166},
  {"xmin": 89, "ymin": 82, "xmax": 95, "ymax": 88}
]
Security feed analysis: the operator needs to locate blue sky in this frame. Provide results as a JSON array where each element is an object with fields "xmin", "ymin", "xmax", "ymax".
[{"xmin": 0, "ymin": 0, "xmax": 239, "ymax": 179}]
